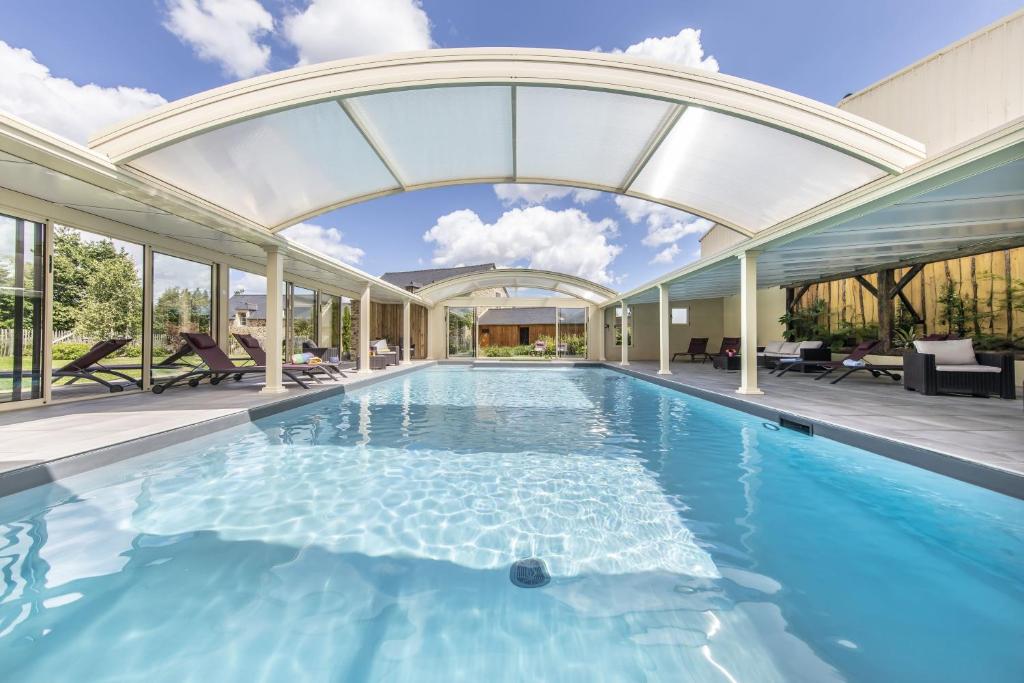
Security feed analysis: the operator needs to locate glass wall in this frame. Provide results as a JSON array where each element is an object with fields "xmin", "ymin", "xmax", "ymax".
[
  {"xmin": 557, "ymin": 307, "xmax": 587, "ymax": 358},
  {"xmin": 614, "ymin": 305, "xmax": 633, "ymax": 347},
  {"xmin": 51, "ymin": 225, "xmax": 144, "ymax": 398},
  {"xmin": 319, "ymin": 294, "xmax": 342, "ymax": 352},
  {"xmin": 447, "ymin": 306, "xmax": 476, "ymax": 357},
  {"xmin": 227, "ymin": 268, "xmax": 266, "ymax": 356},
  {"xmin": 152, "ymin": 253, "xmax": 212, "ymax": 383},
  {"xmin": 290, "ymin": 285, "xmax": 316, "ymax": 355},
  {"xmin": 0, "ymin": 214, "xmax": 44, "ymax": 404}
]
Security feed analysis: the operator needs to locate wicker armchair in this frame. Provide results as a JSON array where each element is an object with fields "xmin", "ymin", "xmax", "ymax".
[{"xmin": 904, "ymin": 341, "xmax": 1015, "ymax": 399}]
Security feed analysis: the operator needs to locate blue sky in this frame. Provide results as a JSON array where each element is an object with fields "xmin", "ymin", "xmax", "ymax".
[{"xmin": 1, "ymin": 1, "xmax": 1018, "ymax": 291}]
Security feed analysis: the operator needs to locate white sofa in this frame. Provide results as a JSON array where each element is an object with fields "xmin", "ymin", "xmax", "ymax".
[{"xmin": 757, "ymin": 340, "xmax": 824, "ymax": 365}]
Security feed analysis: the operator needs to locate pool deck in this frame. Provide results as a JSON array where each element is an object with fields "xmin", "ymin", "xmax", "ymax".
[
  {"xmin": 606, "ymin": 360, "xmax": 1023, "ymax": 498},
  {"xmin": 0, "ymin": 361, "xmax": 434, "ymax": 495},
  {"xmin": 0, "ymin": 358, "xmax": 1021, "ymax": 499}
]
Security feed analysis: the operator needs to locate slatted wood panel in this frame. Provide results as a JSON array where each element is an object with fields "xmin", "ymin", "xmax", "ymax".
[
  {"xmin": 368, "ymin": 302, "xmax": 428, "ymax": 358},
  {"xmin": 793, "ymin": 246, "xmax": 1024, "ymax": 338},
  {"xmin": 479, "ymin": 324, "xmax": 585, "ymax": 347}
]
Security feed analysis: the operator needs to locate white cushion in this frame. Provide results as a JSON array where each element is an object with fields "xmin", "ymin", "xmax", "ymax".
[
  {"xmin": 798, "ymin": 340, "xmax": 823, "ymax": 350},
  {"xmin": 779, "ymin": 342, "xmax": 800, "ymax": 354},
  {"xmin": 763, "ymin": 341, "xmax": 784, "ymax": 353},
  {"xmin": 372, "ymin": 339, "xmax": 390, "ymax": 353},
  {"xmin": 935, "ymin": 364, "xmax": 1001, "ymax": 373},
  {"xmin": 913, "ymin": 339, "xmax": 976, "ymax": 365}
]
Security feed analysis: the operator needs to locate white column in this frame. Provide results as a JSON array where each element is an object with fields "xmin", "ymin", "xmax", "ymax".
[
  {"xmin": 401, "ymin": 299, "xmax": 411, "ymax": 364},
  {"xmin": 41, "ymin": 220, "xmax": 54, "ymax": 402},
  {"xmin": 358, "ymin": 283, "xmax": 371, "ymax": 373},
  {"xmin": 141, "ymin": 245, "xmax": 154, "ymax": 392},
  {"xmin": 619, "ymin": 300, "xmax": 630, "ymax": 366},
  {"xmin": 658, "ymin": 283, "xmax": 671, "ymax": 375},
  {"xmin": 737, "ymin": 250, "xmax": 763, "ymax": 395},
  {"xmin": 261, "ymin": 245, "xmax": 286, "ymax": 394},
  {"xmin": 216, "ymin": 262, "xmax": 230, "ymax": 354},
  {"xmin": 597, "ymin": 306, "xmax": 606, "ymax": 361}
]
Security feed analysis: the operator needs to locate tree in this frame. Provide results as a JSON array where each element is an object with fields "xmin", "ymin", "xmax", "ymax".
[
  {"xmin": 342, "ymin": 305, "xmax": 352, "ymax": 353},
  {"xmin": 75, "ymin": 257, "xmax": 143, "ymax": 339}
]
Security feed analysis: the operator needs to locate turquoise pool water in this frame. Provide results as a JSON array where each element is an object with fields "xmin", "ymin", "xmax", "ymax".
[{"xmin": 0, "ymin": 366, "xmax": 1021, "ymax": 681}]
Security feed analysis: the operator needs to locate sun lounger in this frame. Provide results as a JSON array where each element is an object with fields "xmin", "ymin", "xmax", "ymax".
[
  {"xmin": 705, "ymin": 337, "xmax": 740, "ymax": 364},
  {"xmin": 49, "ymin": 338, "xmax": 137, "ymax": 392},
  {"xmin": 672, "ymin": 337, "xmax": 708, "ymax": 362},
  {"xmin": 776, "ymin": 339, "xmax": 902, "ymax": 384},
  {"xmin": 233, "ymin": 333, "xmax": 338, "ymax": 381},
  {"xmin": 152, "ymin": 332, "xmax": 313, "ymax": 394}
]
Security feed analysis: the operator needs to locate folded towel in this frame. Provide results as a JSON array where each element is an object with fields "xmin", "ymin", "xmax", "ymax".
[{"xmin": 843, "ymin": 359, "xmax": 866, "ymax": 368}]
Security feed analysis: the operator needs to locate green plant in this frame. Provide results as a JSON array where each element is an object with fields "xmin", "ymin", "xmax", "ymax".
[
  {"xmin": 937, "ymin": 280, "xmax": 968, "ymax": 337},
  {"xmin": 341, "ymin": 305, "xmax": 352, "ymax": 354},
  {"xmin": 779, "ymin": 298, "xmax": 828, "ymax": 341},
  {"xmin": 892, "ymin": 326, "xmax": 918, "ymax": 350},
  {"xmin": 51, "ymin": 342, "xmax": 93, "ymax": 361}
]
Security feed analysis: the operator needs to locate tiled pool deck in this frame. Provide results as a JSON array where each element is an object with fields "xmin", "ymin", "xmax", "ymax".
[{"xmin": 0, "ymin": 359, "xmax": 1020, "ymax": 498}]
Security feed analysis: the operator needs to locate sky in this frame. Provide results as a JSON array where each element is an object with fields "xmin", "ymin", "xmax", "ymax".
[{"xmin": 1, "ymin": 0, "xmax": 1019, "ymax": 292}]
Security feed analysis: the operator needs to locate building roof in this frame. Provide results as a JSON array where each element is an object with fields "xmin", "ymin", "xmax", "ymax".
[
  {"xmin": 380, "ymin": 263, "xmax": 496, "ymax": 291},
  {"xmin": 477, "ymin": 306, "xmax": 586, "ymax": 325},
  {"xmin": 229, "ymin": 293, "xmax": 313, "ymax": 319}
]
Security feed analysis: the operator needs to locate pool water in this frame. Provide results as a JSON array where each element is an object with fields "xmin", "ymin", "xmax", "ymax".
[{"xmin": 1, "ymin": 366, "xmax": 1021, "ymax": 681}]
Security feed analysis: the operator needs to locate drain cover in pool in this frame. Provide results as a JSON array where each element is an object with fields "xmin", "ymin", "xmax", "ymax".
[{"xmin": 510, "ymin": 558, "xmax": 550, "ymax": 588}]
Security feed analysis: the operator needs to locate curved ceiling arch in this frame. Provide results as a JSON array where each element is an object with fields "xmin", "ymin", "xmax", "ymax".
[
  {"xmin": 90, "ymin": 48, "xmax": 925, "ymax": 236},
  {"xmin": 415, "ymin": 268, "xmax": 618, "ymax": 305}
]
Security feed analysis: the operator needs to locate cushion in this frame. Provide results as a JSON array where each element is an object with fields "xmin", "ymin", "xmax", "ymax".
[
  {"xmin": 189, "ymin": 334, "xmax": 218, "ymax": 349},
  {"xmin": 935, "ymin": 364, "xmax": 1001, "ymax": 373},
  {"xmin": 239, "ymin": 336, "xmax": 259, "ymax": 349},
  {"xmin": 798, "ymin": 340, "xmax": 823, "ymax": 350},
  {"xmin": 779, "ymin": 342, "xmax": 800, "ymax": 354},
  {"xmin": 763, "ymin": 341, "xmax": 784, "ymax": 354},
  {"xmin": 372, "ymin": 339, "xmax": 390, "ymax": 353},
  {"xmin": 913, "ymin": 339, "xmax": 976, "ymax": 365}
]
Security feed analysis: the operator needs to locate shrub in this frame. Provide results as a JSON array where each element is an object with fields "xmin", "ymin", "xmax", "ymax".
[{"xmin": 52, "ymin": 341, "xmax": 142, "ymax": 360}]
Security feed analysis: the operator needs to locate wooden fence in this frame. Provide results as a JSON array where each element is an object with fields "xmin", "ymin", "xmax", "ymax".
[
  {"xmin": 0, "ymin": 329, "xmax": 86, "ymax": 356},
  {"xmin": 793, "ymin": 246, "xmax": 1024, "ymax": 339}
]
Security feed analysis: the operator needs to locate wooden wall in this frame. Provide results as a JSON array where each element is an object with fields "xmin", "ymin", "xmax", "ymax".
[
  {"xmin": 793, "ymin": 246, "xmax": 1024, "ymax": 337},
  {"xmin": 367, "ymin": 302, "xmax": 428, "ymax": 358},
  {"xmin": 479, "ymin": 324, "xmax": 585, "ymax": 347}
]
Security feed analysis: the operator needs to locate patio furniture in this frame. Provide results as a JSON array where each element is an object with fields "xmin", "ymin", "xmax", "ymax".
[
  {"xmin": 556, "ymin": 342, "xmax": 568, "ymax": 356},
  {"xmin": 370, "ymin": 339, "xmax": 399, "ymax": 366},
  {"xmin": 47, "ymin": 338, "xmax": 138, "ymax": 392},
  {"xmin": 758, "ymin": 340, "xmax": 826, "ymax": 369},
  {"xmin": 152, "ymin": 333, "xmax": 312, "ymax": 394},
  {"xmin": 778, "ymin": 339, "xmax": 902, "ymax": 384},
  {"xmin": 369, "ymin": 355, "xmax": 387, "ymax": 370},
  {"xmin": 234, "ymin": 333, "xmax": 337, "ymax": 382},
  {"xmin": 712, "ymin": 353, "xmax": 741, "ymax": 371},
  {"xmin": 532, "ymin": 340, "xmax": 547, "ymax": 356},
  {"xmin": 706, "ymin": 337, "xmax": 741, "ymax": 363},
  {"xmin": 904, "ymin": 339, "xmax": 1015, "ymax": 399},
  {"xmin": 672, "ymin": 337, "xmax": 708, "ymax": 362}
]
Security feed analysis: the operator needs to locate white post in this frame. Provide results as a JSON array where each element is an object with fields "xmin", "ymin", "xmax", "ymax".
[
  {"xmin": 358, "ymin": 283, "xmax": 371, "ymax": 373},
  {"xmin": 261, "ymin": 245, "xmax": 286, "ymax": 394},
  {"xmin": 737, "ymin": 250, "xmax": 763, "ymax": 395},
  {"xmin": 216, "ymin": 262, "xmax": 230, "ymax": 354},
  {"xmin": 619, "ymin": 300, "xmax": 630, "ymax": 366},
  {"xmin": 402, "ymin": 299, "xmax": 411, "ymax": 364},
  {"xmin": 141, "ymin": 245, "xmax": 154, "ymax": 392},
  {"xmin": 597, "ymin": 306, "xmax": 606, "ymax": 361},
  {"xmin": 658, "ymin": 283, "xmax": 671, "ymax": 375},
  {"xmin": 41, "ymin": 220, "xmax": 54, "ymax": 402}
]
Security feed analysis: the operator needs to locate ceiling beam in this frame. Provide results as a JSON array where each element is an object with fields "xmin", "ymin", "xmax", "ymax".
[
  {"xmin": 337, "ymin": 99, "xmax": 407, "ymax": 190},
  {"xmin": 510, "ymin": 85, "xmax": 518, "ymax": 180},
  {"xmin": 619, "ymin": 104, "xmax": 685, "ymax": 193}
]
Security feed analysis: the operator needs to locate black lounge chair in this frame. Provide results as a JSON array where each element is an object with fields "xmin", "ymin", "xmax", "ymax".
[
  {"xmin": 672, "ymin": 337, "xmax": 709, "ymax": 362},
  {"xmin": 152, "ymin": 332, "xmax": 312, "ymax": 394},
  {"xmin": 706, "ymin": 337, "xmax": 741, "ymax": 364},
  {"xmin": 52, "ymin": 338, "xmax": 137, "ymax": 392},
  {"xmin": 234, "ymin": 333, "xmax": 340, "ymax": 381},
  {"xmin": 778, "ymin": 339, "xmax": 902, "ymax": 384},
  {"xmin": 904, "ymin": 339, "xmax": 1015, "ymax": 399}
]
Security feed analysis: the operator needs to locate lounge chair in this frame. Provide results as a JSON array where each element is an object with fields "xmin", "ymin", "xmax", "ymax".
[
  {"xmin": 50, "ymin": 338, "xmax": 137, "ymax": 392},
  {"xmin": 233, "ymin": 333, "xmax": 338, "ymax": 381},
  {"xmin": 556, "ymin": 342, "xmax": 568, "ymax": 357},
  {"xmin": 152, "ymin": 332, "xmax": 312, "ymax": 394},
  {"xmin": 532, "ymin": 340, "xmax": 547, "ymax": 356},
  {"xmin": 370, "ymin": 339, "xmax": 398, "ymax": 366},
  {"xmin": 705, "ymin": 337, "xmax": 741, "ymax": 364},
  {"xmin": 777, "ymin": 339, "xmax": 902, "ymax": 384},
  {"xmin": 763, "ymin": 340, "xmax": 830, "ymax": 373},
  {"xmin": 672, "ymin": 337, "xmax": 709, "ymax": 362},
  {"xmin": 904, "ymin": 339, "xmax": 1015, "ymax": 399}
]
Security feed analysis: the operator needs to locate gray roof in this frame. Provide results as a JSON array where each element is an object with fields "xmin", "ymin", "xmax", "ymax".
[
  {"xmin": 477, "ymin": 307, "xmax": 586, "ymax": 325},
  {"xmin": 229, "ymin": 294, "xmax": 312, "ymax": 320},
  {"xmin": 380, "ymin": 263, "xmax": 496, "ymax": 291}
]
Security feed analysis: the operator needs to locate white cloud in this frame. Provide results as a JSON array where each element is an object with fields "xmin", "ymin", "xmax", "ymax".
[
  {"xmin": 650, "ymin": 244, "xmax": 680, "ymax": 265},
  {"xmin": 280, "ymin": 222, "xmax": 366, "ymax": 264},
  {"xmin": 615, "ymin": 196, "xmax": 712, "ymax": 248},
  {"xmin": 423, "ymin": 206, "xmax": 622, "ymax": 284},
  {"xmin": 493, "ymin": 184, "xmax": 601, "ymax": 207},
  {"xmin": 612, "ymin": 27, "xmax": 719, "ymax": 71},
  {"xmin": 0, "ymin": 41, "xmax": 166, "ymax": 143},
  {"xmin": 284, "ymin": 0, "xmax": 432, "ymax": 65},
  {"xmin": 164, "ymin": 0, "xmax": 274, "ymax": 78}
]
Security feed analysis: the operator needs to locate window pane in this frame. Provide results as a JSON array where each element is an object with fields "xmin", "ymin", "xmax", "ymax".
[
  {"xmin": 291, "ymin": 286, "xmax": 316, "ymax": 355},
  {"xmin": 447, "ymin": 306, "xmax": 476, "ymax": 358},
  {"xmin": 557, "ymin": 307, "xmax": 587, "ymax": 358},
  {"xmin": 0, "ymin": 214, "xmax": 44, "ymax": 403},
  {"xmin": 228, "ymin": 268, "xmax": 266, "ymax": 357},
  {"xmin": 51, "ymin": 225, "xmax": 143, "ymax": 399},
  {"xmin": 152, "ymin": 253, "xmax": 212, "ymax": 383},
  {"xmin": 672, "ymin": 307, "xmax": 689, "ymax": 325}
]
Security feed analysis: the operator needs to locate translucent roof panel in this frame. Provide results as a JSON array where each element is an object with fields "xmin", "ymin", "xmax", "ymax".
[
  {"xmin": 631, "ymin": 107, "xmax": 886, "ymax": 232},
  {"xmin": 345, "ymin": 86, "xmax": 513, "ymax": 186},
  {"xmin": 130, "ymin": 102, "xmax": 398, "ymax": 227},
  {"xmin": 516, "ymin": 87, "xmax": 674, "ymax": 188}
]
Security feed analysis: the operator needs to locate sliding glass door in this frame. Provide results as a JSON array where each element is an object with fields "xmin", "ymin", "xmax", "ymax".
[
  {"xmin": 151, "ymin": 253, "xmax": 212, "ymax": 384},
  {"xmin": 0, "ymin": 214, "xmax": 44, "ymax": 404},
  {"xmin": 446, "ymin": 306, "xmax": 476, "ymax": 358}
]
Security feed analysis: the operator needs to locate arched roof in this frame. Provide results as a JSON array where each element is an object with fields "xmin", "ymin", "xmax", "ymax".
[
  {"xmin": 415, "ymin": 268, "xmax": 617, "ymax": 305},
  {"xmin": 90, "ymin": 48, "xmax": 925, "ymax": 235}
]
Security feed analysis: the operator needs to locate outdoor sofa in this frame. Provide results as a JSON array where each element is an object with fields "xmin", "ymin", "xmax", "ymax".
[
  {"xmin": 904, "ymin": 338, "xmax": 1015, "ymax": 399},
  {"xmin": 758, "ymin": 340, "xmax": 827, "ymax": 370}
]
